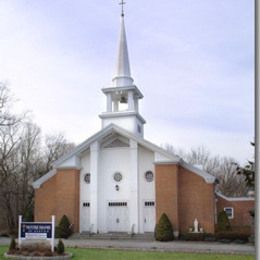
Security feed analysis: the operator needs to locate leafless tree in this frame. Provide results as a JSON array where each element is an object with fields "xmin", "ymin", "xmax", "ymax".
[
  {"xmin": 0, "ymin": 85, "xmax": 75, "ymax": 233},
  {"xmin": 162, "ymin": 144, "xmax": 248, "ymax": 197},
  {"xmin": 0, "ymin": 83, "xmax": 23, "ymax": 127},
  {"xmin": 42, "ymin": 134, "xmax": 75, "ymax": 174}
]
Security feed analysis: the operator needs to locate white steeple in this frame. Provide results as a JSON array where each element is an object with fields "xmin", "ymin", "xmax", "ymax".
[
  {"xmin": 112, "ymin": 14, "xmax": 134, "ymax": 87},
  {"xmin": 99, "ymin": 3, "xmax": 146, "ymax": 137}
]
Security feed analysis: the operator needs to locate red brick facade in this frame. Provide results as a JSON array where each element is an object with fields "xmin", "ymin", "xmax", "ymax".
[
  {"xmin": 34, "ymin": 163, "xmax": 253, "ymax": 235},
  {"xmin": 34, "ymin": 168, "xmax": 80, "ymax": 232},
  {"xmin": 155, "ymin": 163, "xmax": 215, "ymax": 234},
  {"xmin": 216, "ymin": 194, "xmax": 254, "ymax": 227}
]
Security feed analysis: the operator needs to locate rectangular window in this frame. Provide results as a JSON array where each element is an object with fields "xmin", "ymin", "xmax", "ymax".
[
  {"xmin": 224, "ymin": 207, "xmax": 234, "ymax": 219},
  {"xmin": 144, "ymin": 201, "xmax": 155, "ymax": 207},
  {"xmin": 108, "ymin": 202, "xmax": 127, "ymax": 207}
]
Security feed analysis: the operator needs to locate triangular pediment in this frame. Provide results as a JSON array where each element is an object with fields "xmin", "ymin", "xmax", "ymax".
[{"xmin": 102, "ymin": 134, "xmax": 129, "ymax": 148}]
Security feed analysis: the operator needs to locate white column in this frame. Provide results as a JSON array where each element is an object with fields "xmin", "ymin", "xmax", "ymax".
[
  {"xmin": 90, "ymin": 141, "xmax": 99, "ymax": 233},
  {"xmin": 129, "ymin": 139, "xmax": 139, "ymax": 233},
  {"xmin": 106, "ymin": 93, "xmax": 112, "ymax": 112},
  {"xmin": 128, "ymin": 91, "xmax": 135, "ymax": 111},
  {"xmin": 134, "ymin": 98, "xmax": 139, "ymax": 113},
  {"xmin": 113, "ymin": 100, "xmax": 119, "ymax": 112}
]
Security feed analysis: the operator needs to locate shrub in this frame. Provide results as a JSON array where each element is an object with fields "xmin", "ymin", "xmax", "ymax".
[
  {"xmin": 216, "ymin": 231, "xmax": 249, "ymax": 241},
  {"xmin": 182, "ymin": 232, "xmax": 205, "ymax": 241},
  {"xmin": 217, "ymin": 211, "xmax": 231, "ymax": 231},
  {"xmin": 8, "ymin": 237, "xmax": 16, "ymax": 253},
  {"xmin": 57, "ymin": 239, "xmax": 65, "ymax": 255},
  {"xmin": 155, "ymin": 213, "xmax": 174, "ymax": 241},
  {"xmin": 57, "ymin": 215, "xmax": 72, "ymax": 238}
]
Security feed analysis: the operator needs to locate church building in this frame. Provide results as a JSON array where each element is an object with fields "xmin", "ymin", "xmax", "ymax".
[{"xmin": 32, "ymin": 7, "xmax": 254, "ymax": 236}]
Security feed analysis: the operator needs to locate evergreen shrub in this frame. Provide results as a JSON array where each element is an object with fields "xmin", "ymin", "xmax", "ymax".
[
  {"xmin": 57, "ymin": 239, "xmax": 65, "ymax": 255},
  {"xmin": 57, "ymin": 215, "xmax": 72, "ymax": 238},
  {"xmin": 155, "ymin": 213, "xmax": 174, "ymax": 241},
  {"xmin": 217, "ymin": 210, "xmax": 231, "ymax": 231}
]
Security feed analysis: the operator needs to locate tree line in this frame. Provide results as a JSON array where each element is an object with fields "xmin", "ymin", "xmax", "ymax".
[
  {"xmin": 162, "ymin": 144, "xmax": 253, "ymax": 197},
  {"xmin": 0, "ymin": 83, "xmax": 75, "ymax": 234}
]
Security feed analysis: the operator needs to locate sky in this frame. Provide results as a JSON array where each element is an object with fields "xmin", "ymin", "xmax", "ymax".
[{"xmin": 0, "ymin": 0, "xmax": 254, "ymax": 163}]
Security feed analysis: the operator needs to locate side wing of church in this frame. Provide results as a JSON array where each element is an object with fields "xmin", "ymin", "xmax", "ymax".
[{"xmin": 32, "ymin": 8, "xmax": 254, "ymax": 236}]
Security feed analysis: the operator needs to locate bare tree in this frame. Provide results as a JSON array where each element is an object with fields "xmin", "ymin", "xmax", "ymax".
[
  {"xmin": 162, "ymin": 144, "xmax": 248, "ymax": 197},
  {"xmin": 215, "ymin": 157, "xmax": 248, "ymax": 197},
  {"xmin": 0, "ymin": 83, "xmax": 22, "ymax": 127},
  {"xmin": 42, "ymin": 134, "xmax": 75, "ymax": 174}
]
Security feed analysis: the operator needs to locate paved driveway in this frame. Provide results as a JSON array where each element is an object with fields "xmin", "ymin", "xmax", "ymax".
[{"xmin": 0, "ymin": 237, "xmax": 255, "ymax": 255}]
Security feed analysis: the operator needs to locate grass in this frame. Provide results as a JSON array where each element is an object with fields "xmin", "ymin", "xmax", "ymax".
[{"xmin": 0, "ymin": 246, "xmax": 254, "ymax": 260}]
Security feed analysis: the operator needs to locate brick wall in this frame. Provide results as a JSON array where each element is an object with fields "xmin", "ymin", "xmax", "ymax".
[
  {"xmin": 216, "ymin": 194, "xmax": 254, "ymax": 227},
  {"xmin": 155, "ymin": 164, "xmax": 179, "ymax": 231},
  {"xmin": 178, "ymin": 166, "xmax": 215, "ymax": 234},
  {"xmin": 155, "ymin": 163, "xmax": 215, "ymax": 235},
  {"xmin": 34, "ymin": 168, "xmax": 80, "ymax": 232}
]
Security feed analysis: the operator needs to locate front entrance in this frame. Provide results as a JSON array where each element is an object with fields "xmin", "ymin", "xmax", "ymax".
[
  {"xmin": 107, "ymin": 201, "xmax": 129, "ymax": 232},
  {"xmin": 143, "ymin": 201, "xmax": 155, "ymax": 232}
]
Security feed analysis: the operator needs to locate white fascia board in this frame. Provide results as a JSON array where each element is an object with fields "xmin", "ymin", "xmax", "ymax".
[
  {"xmin": 111, "ymin": 125, "xmax": 180, "ymax": 162},
  {"xmin": 32, "ymin": 169, "xmax": 56, "ymax": 189},
  {"xmin": 102, "ymin": 85, "xmax": 143, "ymax": 98},
  {"xmin": 53, "ymin": 123, "xmax": 179, "ymax": 169},
  {"xmin": 216, "ymin": 191, "xmax": 255, "ymax": 201},
  {"xmin": 56, "ymin": 155, "xmax": 81, "ymax": 169},
  {"xmin": 99, "ymin": 111, "xmax": 146, "ymax": 124},
  {"xmin": 154, "ymin": 161, "xmax": 179, "ymax": 165},
  {"xmin": 180, "ymin": 160, "xmax": 216, "ymax": 184},
  {"xmin": 53, "ymin": 124, "xmax": 116, "ymax": 167}
]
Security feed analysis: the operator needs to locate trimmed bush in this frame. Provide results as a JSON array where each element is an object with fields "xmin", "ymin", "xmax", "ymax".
[
  {"xmin": 216, "ymin": 231, "xmax": 249, "ymax": 241},
  {"xmin": 155, "ymin": 213, "xmax": 174, "ymax": 241},
  {"xmin": 57, "ymin": 215, "xmax": 72, "ymax": 238},
  {"xmin": 217, "ymin": 210, "xmax": 231, "ymax": 231},
  {"xmin": 182, "ymin": 232, "xmax": 205, "ymax": 241},
  {"xmin": 57, "ymin": 239, "xmax": 65, "ymax": 255}
]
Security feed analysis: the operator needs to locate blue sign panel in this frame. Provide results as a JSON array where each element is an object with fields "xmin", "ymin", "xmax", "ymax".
[{"xmin": 21, "ymin": 223, "xmax": 52, "ymax": 239}]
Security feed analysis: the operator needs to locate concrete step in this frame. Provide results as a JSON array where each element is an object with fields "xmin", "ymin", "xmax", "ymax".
[{"xmin": 71, "ymin": 232, "xmax": 155, "ymax": 241}]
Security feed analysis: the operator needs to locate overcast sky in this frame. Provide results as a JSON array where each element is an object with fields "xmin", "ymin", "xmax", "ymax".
[{"xmin": 0, "ymin": 0, "xmax": 254, "ymax": 163}]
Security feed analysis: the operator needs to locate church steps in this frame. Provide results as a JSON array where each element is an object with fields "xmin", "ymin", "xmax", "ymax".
[{"xmin": 70, "ymin": 232, "xmax": 154, "ymax": 241}]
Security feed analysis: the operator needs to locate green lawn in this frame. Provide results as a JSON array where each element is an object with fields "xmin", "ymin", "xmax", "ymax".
[{"xmin": 0, "ymin": 246, "xmax": 254, "ymax": 260}]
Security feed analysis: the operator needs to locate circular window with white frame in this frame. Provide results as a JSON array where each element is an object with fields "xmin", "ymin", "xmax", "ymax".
[
  {"xmin": 145, "ymin": 170, "xmax": 154, "ymax": 182},
  {"xmin": 114, "ymin": 172, "xmax": 123, "ymax": 182},
  {"xmin": 84, "ymin": 173, "xmax": 91, "ymax": 184}
]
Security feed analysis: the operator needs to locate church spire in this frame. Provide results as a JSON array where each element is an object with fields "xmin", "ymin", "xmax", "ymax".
[{"xmin": 112, "ymin": 1, "xmax": 134, "ymax": 87}]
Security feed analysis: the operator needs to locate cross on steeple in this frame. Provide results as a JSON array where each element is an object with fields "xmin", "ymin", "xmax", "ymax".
[{"xmin": 119, "ymin": 0, "xmax": 126, "ymax": 17}]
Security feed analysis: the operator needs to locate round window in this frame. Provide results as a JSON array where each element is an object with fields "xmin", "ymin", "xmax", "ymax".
[
  {"xmin": 84, "ymin": 173, "xmax": 91, "ymax": 183},
  {"xmin": 114, "ymin": 172, "xmax": 122, "ymax": 182},
  {"xmin": 145, "ymin": 171, "xmax": 154, "ymax": 182}
]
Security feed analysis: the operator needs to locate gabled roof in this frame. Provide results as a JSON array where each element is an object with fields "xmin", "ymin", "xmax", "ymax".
[
  {"xmin": 53, "ymin": 123, "xmax": 179, "ymax": 167},
  {"xmin": 32, "ymin": 123, "xmax": 216, "ymax": 188}
]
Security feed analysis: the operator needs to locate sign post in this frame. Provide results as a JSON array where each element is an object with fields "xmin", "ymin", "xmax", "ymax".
[
  {"xmin": 18, "ymin": 215, "xmax": 22, "ymax": 248},
  {"xmin": 18, "ymin": 215, "xmax": 55, "ymax": 252},
  {"xmin": 51, "ymin": 215, "xmax": 55, "ymax": 252}
]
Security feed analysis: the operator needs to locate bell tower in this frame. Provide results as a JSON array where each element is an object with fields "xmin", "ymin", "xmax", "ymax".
[{"xmin": 99, "ymin": 2, "xmax": 145, "ymax": 137}]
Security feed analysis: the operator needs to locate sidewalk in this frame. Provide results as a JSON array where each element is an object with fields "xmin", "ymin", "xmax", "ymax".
[{"xmin": 0, "ymin": 237, "xmax": 255, "ymax": 255}]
